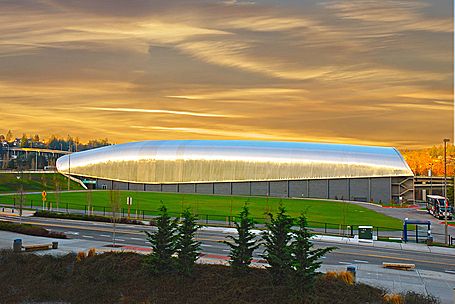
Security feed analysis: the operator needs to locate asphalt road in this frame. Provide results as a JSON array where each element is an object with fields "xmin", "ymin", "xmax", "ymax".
[{"xmin": 2, "ymin": 215, "xmax": 455, "ymax": 275}]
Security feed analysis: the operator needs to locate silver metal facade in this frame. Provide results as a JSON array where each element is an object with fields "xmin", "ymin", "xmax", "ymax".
[{"xmin": 57, "ymin": 140, "xmax": 413, "ymax": 184}]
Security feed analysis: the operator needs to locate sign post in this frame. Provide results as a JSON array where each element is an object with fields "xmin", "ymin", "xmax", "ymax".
[
  {"xmin": 41, "ymin": 191, "xmax": 47, "ymax": 211},
  {"xmin": 126, "ymin": 197, "xmax": 133, "ymax": 220}
]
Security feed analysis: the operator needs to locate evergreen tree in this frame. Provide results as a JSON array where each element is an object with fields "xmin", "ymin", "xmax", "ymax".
[
  {"xmin": 20, "ymin": 133, "xmax": 28, "ymax": 148},
  {"xmin": 262, "ymin": 204, "xmax": 294, "ymax": 284},
  {"xmin": 291, "ymin": 214, "xmax": 336, "ymax": 295},
  {"xmin": 224, "ymin": 204, "xmax": 259, "ymax": 274},
  {"xmin": 176, "ymin": 208, "xmax": 200, "ymax": 275},
  {"xmin": 145, "ymin": 204, "xmax": 178, "ymax": 274}
]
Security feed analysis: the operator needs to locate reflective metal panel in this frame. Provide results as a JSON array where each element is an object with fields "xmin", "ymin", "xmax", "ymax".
[{"xmin": 56, "ymin": 140, "xmax": 413, "ymax": 183}]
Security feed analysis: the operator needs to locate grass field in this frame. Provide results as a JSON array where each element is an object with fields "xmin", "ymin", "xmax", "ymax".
[
  {"xmin": 0, "ymin": 173, "xmax": 83, "ymax": 193},
  {"xmin": 0, "ymin": 190, "xmax": 403, "ymax": 229}
]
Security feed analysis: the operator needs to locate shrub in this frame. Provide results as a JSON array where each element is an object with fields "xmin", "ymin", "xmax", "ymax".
[
  {"xmin": 76, "ymin": 251, "xmax": 86, "ymax": 262},
  {"xmin": 87, "ymin": 248, "xmax": 96, "ymax": 258},
  {"xmin": 0, "ymin": 221, "xmax": 66, "ymax": 239},
  {"xmin": 323, "ymin": 271, "xmax": 354, "ymax": 285},
  {"xmin": 34, "ymin": 210, "xmax": 144, "ymax": 225},
  {"xmin": 384, "ymin": 294, "xmax": 404, "ymax": 304}
]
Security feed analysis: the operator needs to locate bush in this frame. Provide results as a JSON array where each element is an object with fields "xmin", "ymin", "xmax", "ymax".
[
  {"xmin": 34, "ymin": 210, "xmax": 144, "ymax": 225},
  {"xmin": 0, "ymin": 221, "xmax": 66, "ymax": 239},
  {"xmin": 0, "ymin": 250, "xmax": 441, "ymax": 304}
]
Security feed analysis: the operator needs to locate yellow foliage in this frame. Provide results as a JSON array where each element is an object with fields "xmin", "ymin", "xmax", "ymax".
[
  {"xmin": 383, "ymin": 293, "xmax": 404, "ymax": 304},
  {"xmin": 324, "ymin": 271, "xmax": 338, "ymax": 279},
  {"xmin": 337, "ymin": 271, "xmax": 354, "ymax": 285},
  {"xmin": 401, "ymin": 144, "xmax": 455, "ymax": 176},
  {"xmin": 87, "ymin": 248, "xmax": 96, "ymax": 257},
  {"xmin": 323, "ymin": 271, "xmax": 354, "ymax": 285},
  {"xmin": 76, "ymin": 251, "xmax": 86, "ymax": 262}
]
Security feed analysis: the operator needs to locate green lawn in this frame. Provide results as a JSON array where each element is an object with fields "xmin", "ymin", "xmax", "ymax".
[
  {"xmin": 0, "ymin": 190, "xmax": 403, "ymax": 229},
  {"xmin": 0, "ymin": 173, "xmax": 82, "ymax": 193}
]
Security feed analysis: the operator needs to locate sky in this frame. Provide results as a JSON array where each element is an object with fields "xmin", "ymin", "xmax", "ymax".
[{"xmin": 0, "ymin": 0, "xmax": 453, "ymax": 149}]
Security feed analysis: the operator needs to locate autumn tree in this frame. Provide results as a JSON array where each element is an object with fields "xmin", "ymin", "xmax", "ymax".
[{"xmin": 6, "ymin": 130, "xmax": 13, "ymax": 142}]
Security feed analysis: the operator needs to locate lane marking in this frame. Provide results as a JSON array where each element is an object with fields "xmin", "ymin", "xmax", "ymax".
[
  {"xmin": 82, "ymin": 235, "xmax": 94, "ymax": 239},
  {"xmin": 201, "ymin": 244, "xmax": 214, "ymax": 247},
  {"xmin": 353, "ymin": 260, "xmax": 369, "ymax": 263},
  {"xmin": 338, "ymin": 262, "xmax": 352, "ymax": 265},
  {"xmin": 99, "ymin": 235, "xmax": 110, "ymax": 238},
  {"xmin": 334, "ymin": 251, "xmax": 455, "ymax": 267},
  {"xmin": 116, "ymin": 239, "xmax": 125, "ymax": 242},
  {"xmin": 445, "ymin": 270, "xmax": 455, "ymax": 274},
  {"xmin": 3, "ymin": 218, "xmax": 454, "ymax": 268},
  {"xmin": 131, "ymin": 237, "xmax": 143, "ymax": 241}
]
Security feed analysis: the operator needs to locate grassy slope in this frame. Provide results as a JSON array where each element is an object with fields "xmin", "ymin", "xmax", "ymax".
[
  {"xmin": 0, "ymin": 173, "xmax": 82, "ymax": 193},
  {"xmin": 0, "ymin": 190, "xmax": 403, "ymax": 228}
]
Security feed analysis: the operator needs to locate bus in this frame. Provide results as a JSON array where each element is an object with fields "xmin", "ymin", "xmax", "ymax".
[{"xmin": 426, "ymin": 195, "xmax": 453, "ymax": 220}]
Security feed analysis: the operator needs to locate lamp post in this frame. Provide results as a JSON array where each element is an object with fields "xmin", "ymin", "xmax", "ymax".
[{"xmin": 443, "ymin": 138, "xmax": 450, "ymax": 245}]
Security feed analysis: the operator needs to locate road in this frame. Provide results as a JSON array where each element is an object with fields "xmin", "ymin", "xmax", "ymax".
[{"xmin": 2, "ymin": 215, "xmax": 455, "ymax": 274}]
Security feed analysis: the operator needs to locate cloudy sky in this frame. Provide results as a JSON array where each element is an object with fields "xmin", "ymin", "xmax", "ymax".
[{"xmin": 0, "ymin": 0, "xmax": 453, "ymax": 148}]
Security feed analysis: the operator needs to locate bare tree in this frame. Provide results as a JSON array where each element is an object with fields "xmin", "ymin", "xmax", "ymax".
[{"xmin": 53, "ymin": 174, "xmax": 61, "ymax": 212}]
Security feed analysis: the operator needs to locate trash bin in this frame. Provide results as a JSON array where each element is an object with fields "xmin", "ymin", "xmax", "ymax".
[
  {"xmin": 13, "ymin": 239, "xmax": 22, "ymax": 253},
  {"xmin": 347, "ymin": 266, "xmax": 356, "ymax": 281},
  {"xmin": 52, "ymin": 241, "xmax": 58, "ymax": 249},
  {"xmin": 358, "ymin": 226, "xmax": 373, "ymax": 240}
]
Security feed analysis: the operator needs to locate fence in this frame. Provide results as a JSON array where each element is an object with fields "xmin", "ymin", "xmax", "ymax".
[{"xmin": 2, "ymin": 198, "xmax": 405, "ymax": 239}]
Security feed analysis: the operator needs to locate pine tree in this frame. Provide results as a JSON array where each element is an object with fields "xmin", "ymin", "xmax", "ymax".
[
  {"xmin": 262, "ymin": 204, "xmax": 294, "ymax": 284},
  {"xmin": 145, "ymin": 204, "xmax": 178, "ymax": 274},
  {"xmin": 224, "ymin": 204, "xmax": 259, "ymax": 274},
  {"xmin": 176, "ymin": 208, "xmax": 200, "ymax": 275},
  {"xmin": 291, "ymin": 214, "xmax": 336, "ymax": 295}
]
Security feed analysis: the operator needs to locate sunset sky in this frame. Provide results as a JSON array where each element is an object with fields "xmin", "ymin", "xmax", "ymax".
[{"xmin": 1, "ymin": 0, "xmax": 453, "ymax": 148}]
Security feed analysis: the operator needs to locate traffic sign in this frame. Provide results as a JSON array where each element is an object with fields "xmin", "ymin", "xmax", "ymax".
[
  {"xmin": 126, "ymin": 197, "xmax": 133, "ymax": 205},
  {"xmin": 42, "ymin": 191, "xmax": 47, "ymax": 201}
]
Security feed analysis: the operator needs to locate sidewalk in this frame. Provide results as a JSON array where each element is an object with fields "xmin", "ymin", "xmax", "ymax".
[
  {"xmin": 202, "ymin": 226, "xmax": 455, "ymax": 255},
  {"xmin": 311, "ymin": 234, "xmax": 455, "ymax": 255}
]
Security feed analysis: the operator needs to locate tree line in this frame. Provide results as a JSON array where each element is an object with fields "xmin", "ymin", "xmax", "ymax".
[
  {"xmin": 0, "ymin": 130, "xmax": 110, "ymax": 151},
  {"xmin": 146, "ymin": 203, "xmax": 336, "ymax": 298},
  {"xmin": 402, "ymin": 144, "xmax": 455, "ymax": 177}
]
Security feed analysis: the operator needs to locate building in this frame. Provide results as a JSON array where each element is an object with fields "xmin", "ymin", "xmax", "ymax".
[{"xmin": 56, "ymin": 140, "xmax": 414, "ymax": 203}]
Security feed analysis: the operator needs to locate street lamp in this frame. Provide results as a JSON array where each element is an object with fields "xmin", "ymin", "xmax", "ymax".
[{"xmin": 443, "ymin": 138, "xmax": 450, "ymax": 245}]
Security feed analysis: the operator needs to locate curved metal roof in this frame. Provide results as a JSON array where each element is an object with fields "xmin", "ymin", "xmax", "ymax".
[{"xmin": 56, "ymin": 140, "xmax": 413, "ymax": 184}]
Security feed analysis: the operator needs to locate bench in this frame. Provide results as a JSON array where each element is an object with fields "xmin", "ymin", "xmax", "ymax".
[
  {"xmin": 22, "ymin": 244, "xmax": 53, "ymax": 252},
  {"xmin": 382, "ymin": 262, "xmax": 415, "ymax": 271}
]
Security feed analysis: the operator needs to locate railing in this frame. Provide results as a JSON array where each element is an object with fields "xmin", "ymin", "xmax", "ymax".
[{"xmin": 2, "ymin": 198, "xmax": 403, "ymax": 239}]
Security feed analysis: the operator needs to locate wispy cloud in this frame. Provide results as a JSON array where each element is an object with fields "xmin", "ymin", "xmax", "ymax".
[
  {"xmin": 0, "ymin": 0, "xmax": 452, "ymax": 148},
  {"xmin": 84, "ymin": 107, "xmax": 239, "ymax": 118}
]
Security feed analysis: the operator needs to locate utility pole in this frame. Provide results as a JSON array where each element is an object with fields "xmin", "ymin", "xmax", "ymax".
[
  {"xmin": 67, "ymin": 145, "xmax": 71, "ymax": 191},
  {"xmin": 443, "ymin": 138, "xmax": 450, "ymax": 245}
]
